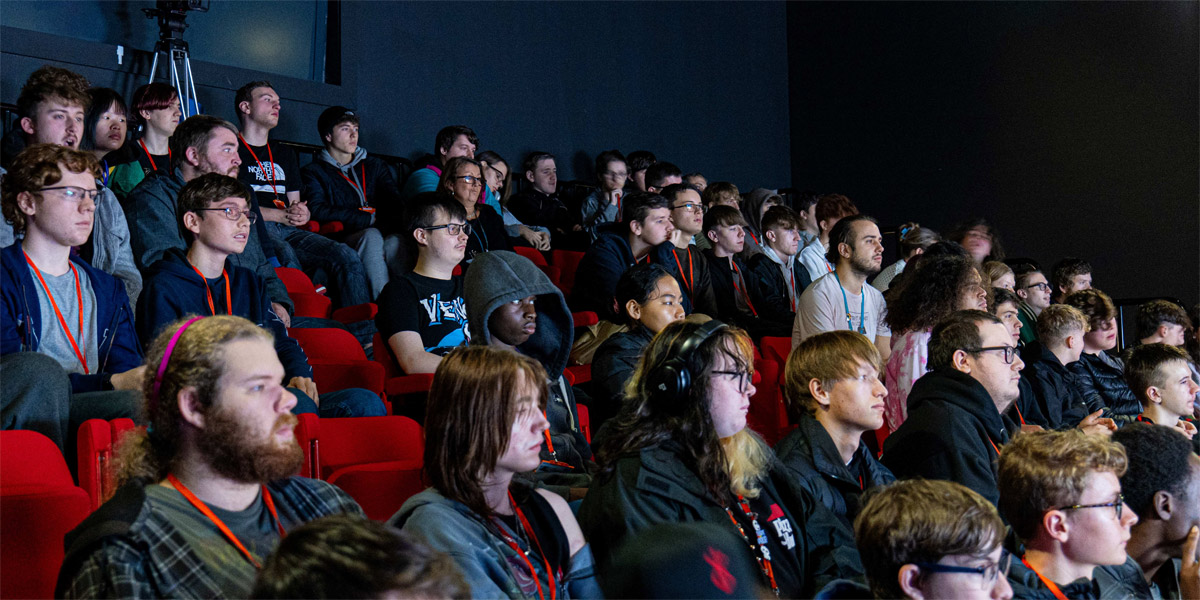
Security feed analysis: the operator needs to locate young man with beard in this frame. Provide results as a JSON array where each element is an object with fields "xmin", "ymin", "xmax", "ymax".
[
  {"xmin": 125, "ymin": 115, "xmax": 294, "ymax": 326},
  {"xmin": 661, "ymin": 183, "xmax": 718, "ymax": 317},
  {"xmin": 57, "ymin": 315, "xmax": 365, "ymax": 598},
  {"xmin": 747, "ymin": 205, "xmax": 813, "ymax": 336},
  {"xmin": 233, "ymin": 82, "xmax": 369, "ymax": 310},
  {"xmin": 1013, "ymin": 263, "xmax": 1052, "ymax": 345},
  {"xmin": 882, "ymin": 311, "xmax": 1024, "ymax": 506},
  {"xmin": 998, "ymin": 430, "xmax": 1139, "ymax": 598},
  {"xmin": 136, "ymin": 174, "xmax": 384, "ymax": 418},
  {"xmin": 1, "ymin": 145, "xmax": 144, "ymax": 453},
  {"xmin": 794, "ymin": 214, "xmax": 891, "ymax": 362}
]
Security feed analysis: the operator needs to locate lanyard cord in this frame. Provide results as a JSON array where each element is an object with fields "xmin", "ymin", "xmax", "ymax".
[
  {"xmin": 1020, "ymin": 556, "xmax": 1069, "ymax": 600},
  {"xmin": 24, "ymin": 253, "xmax": 88, "ymax": 374},
  {"xmin": 987, "ymin": 436, "xmax": 1001, "ymax": 457},
  {"xmin": 139, "ymin": 140, "xmax": 171, "ymax": 172},
  {"xmin": 730, "ymin": 259, "xmax": 758, "ymax": 316},
  {"xmin": 724, "ymin": 495, "xmax": 780, "ymax": 596},
  {"xmin": 238, "ymin": 135, "xmax": 285, "ymax": 209},
  {"xmin": 101, "ymin": 160, "xmax": 110, "ymax": 187},
  {"xmin": 671, "ymin": 247, "xmax": 694, "ymax": 294},
  {"xmin": 833, "ymin": 272, "xmax": 866, "ymax": 334},
  {"xmin": 338, "ymin": 164, "xmax": 368, "ymax": 208},
  {"xmin": 470, "ymin": 215, "xmax": 489, "ymax": 251},
  {"xmin": 189, "ymin": 265, "xmax": 233, "ymax": 316},
  {"xmin": 492, "ymin": 491, "xmax": 558, "ymax": 600},
  {"xmin": 167, "ymin": 474, "xmax": 284, "ymax": 569}
]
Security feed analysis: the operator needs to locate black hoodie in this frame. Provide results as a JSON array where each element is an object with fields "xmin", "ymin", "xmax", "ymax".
[
  {"xmin": 1020, "ymin": 341, "xmax": 1104, "ymax": 430},
  {"xmin": 881, "ymin": 368, "xmax": 1015, "ymax": 506}
]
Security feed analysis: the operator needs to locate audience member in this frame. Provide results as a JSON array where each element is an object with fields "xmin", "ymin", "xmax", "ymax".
[
  {"xmin": 390, "ymin": 346, "xmax": 600, "ymax": 598},
  {"xmin": 57, "ymin": 315, "xmax": 365, "ymax": 598},
  {"xmin": 882, "ymin": 255, "xmax": 987, "ymax": 434},
  {"xmin": 737, "ymin": 187, "xmax": 780, "ymax": 259},
  {"xmin": 602, "ymin": 522, "xmax": 767, "ymax": 599},
  {"xmin": 853, "ymin": 480, "xmax": 1013, "ymax": 600},
  {"xmin": 1135, "ymin": 299, "xmax": 1191, "ymax": 347},
  {"xmin": 572, "ymin": 191, "xmax": 674, "ymax": 321},
  {"xmin": 643, "ymin": 160, "xmax": 682, "ymax": 194},
  {"xmin": 1125, "ymin": 344, "xmax": 1200, "ymax": 449},
  {"xmin": 508, "ymin": 151, "xmax": 583, "ymax": 247},
  {"xmin": 625, "ymin": 150, "xmax": 656, "ymax": 192},
  {"xmin": 1, "ymin": 144, "xmax": 144, "ymax": 453},
  {"xmin": 794, "ymin": 214, "xmax": 890, "ymax": 363},
  {"xmin": 401, "ymin": 124, "xmax": 477, "ymax": 199},
  {"xmin": 948, "ymin": 218, "xmax": 1005, "ymax": 265},
  {"xmin": 872, "ymin": 222, "xmax": 937, "ymax": 292},
  {"xmin": 1107, "ymin": 423, "xmax": 1200, "ymax": 600},
  {"xmin": 983, "ymin": 260, "xmax": 1015, "ymax": 292},
  {"xmin": 374, "ymin": 193, "xmax": 470, "ymax": 378},
  {"xmin": 1022, "ymin": 304, "xmax": 1113, "ymax": 433},
  {"xmin": 476, "ymin": 150, "xmax": 550, "ymax": 251},
  {"xmin": 990, "ymin": 287, "xmax": 1024, "ymax": 346},
  {"xmin": 702, "ymin": 181, "xmax": 741, "ymax": 210},
  {"xmin": 1051, "ymin": 257, "xmax": 1093, "ymax": 303},
  {"xmin": 1065, "ymin": 288, "xmax": 1142, "ymax": 419},
  {"xmin": 136, "ymin": 173, "xmax": 384, "ymax": 418},
  {"xmin": 301, "ymin": 106, "xmax": 402, "ymax": 299},
  {"xmin": 464, "ymin": 251, "xmax": 594, "ymax": 498},
  {"xmin": 580, "ymin": 319, "xmax": 864, "ymax": 596},
  {"xmin": 591, "ymin": 263, "xmax": 686, "ymax": 427},
  {"xmin": 701, "ymin": 205, "xmax": 773, "ymax": 336},
  {"xmin": 1013, "ymin": 263, "xmax": 1051, "ymax": 345},
  {"xmin": 79, "ymin": 88, "xmax": 136, "ymax": 196},
  {"xmin": 252, "ymin": 514, "xmax": 468, "ymax": 599},
  {"xmin": 439, "ymin": 156, "xmax": 510, "ymax": 263},
  {"xmin": 998, "ymin": 430, "xmax": 1137, "ymax": 598},
  {"xmin": 793, "ymin": 190, "xmax": 821, "ymax": 250},
  {"xmin": 128, "ymin": 82, "xmax": 181, "ymax": 178},
  {"xmin": 580, "ymin": 149, "xmax": 627, "ymax": 240},
  {"xmin": 234, "ymin": 81, "xmax": 369, "ymax": 310},
  {"xmin": 797, "ymin": 193, "xmax": 859, "ymax": 282},
  {"xmin": 124, "ymin": 115, "xmax": 293, "ymax": 324},
  {"xmin": 662, "ymin": 183, "xmax": 718, "ymax": 316},
  {"xmin": 683, "ymin": 171, "xmax": 707, "ymax": 191},
  {"xmin": 882, "ymin": 310, "xmax": 1022, "ymax": 505},
  {"xmin": 777, "ymin": 331, "xmax": 896, "ymax": 529},
  {"xmin": 748, "ymin": 205, "xmax": 813, "ymax": 335}
]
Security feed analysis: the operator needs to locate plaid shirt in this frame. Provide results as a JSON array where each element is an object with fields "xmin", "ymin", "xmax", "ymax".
[{"xmin": 59, "ymin": 477, "xmax": 363, "ymax": 599}]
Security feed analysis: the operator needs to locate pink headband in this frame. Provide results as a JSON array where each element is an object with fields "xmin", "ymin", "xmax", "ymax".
[{"xmin": 150, "ymin": 316, "xmax": 204, "ymax": 414}]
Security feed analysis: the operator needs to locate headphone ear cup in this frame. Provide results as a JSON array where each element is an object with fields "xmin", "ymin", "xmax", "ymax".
[{"xmin": 648, "ymin": 357, "xmax": 691, "ymax": 404}]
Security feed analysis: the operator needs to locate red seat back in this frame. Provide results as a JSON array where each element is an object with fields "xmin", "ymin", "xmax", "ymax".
[
  {"xmin": 76, "ymin": 418, "xmax": 137, "ymax": 511},
  {"xmin": 1, "ymin": 431, "xmax": 91, "ymax": 599},
  {"xmin": 759, "ymin": 336, "xmax": 792, "ymax": 369},
  {"xmin": 290, "ymin": 328, "xmax": 367, "ymax": 361},
  {"xmin": 513, "ymin": 246, "xmax": 549, "ymax": 266},
  {"xmin": 551, "ymin": 250, "xmax": 585, "ymax": 295},
  {"xmin": 747, "ymin": 359, "xmax": 788, "ymax": 446},
  {"xmin": 275, "ymin": 267, "xmax": 318, "ymax": 294}
]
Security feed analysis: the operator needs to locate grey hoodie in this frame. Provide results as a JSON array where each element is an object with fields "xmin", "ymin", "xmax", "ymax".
[
  {"xmin": 317, "ymin": 147, "xmax": 368, "ymax": 207},
  {"xmin": 464, "ymin": 251, "xmax": 594, "ymax": 495}
]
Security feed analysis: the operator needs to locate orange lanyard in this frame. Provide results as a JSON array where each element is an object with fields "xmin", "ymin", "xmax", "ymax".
[
  {"xmin": 725, "ymin": 495, "xmax": 779, "ymax": 595},
  {"xmin": 139, "ymin": 140, "xmax": 171, "ymax": 172},
  {"xmin": 190, "ymin": 265, "xmax": 232, "ymax": 316},
  {"xmin": 238, "ymin": 135, "xmax": 285, "ymax": 208},
  {"xmin": 1013, "ymin": 402, "xmax": 1026, "ymax": 425},
  {"xmin": 748, "ymin": 231, "xmax": 760, "ymax": 247},
  {"xmin": 24, "ymin": 253, "xmax": 88, "ymax": 374},
  {"xmin": 167, "ymin": 474, "xmax": 283, "ymax": 569},
  {"xmin": 787, "ymin": 267, "xmax": 798, "ymax": 311},
  {"xmin": 1020, "ymin": 556, "xmax": 1069, "ymax": 600},
  {"xmin": 671, "ymin": 247, "xmax": 694, "ymax": 294},
  {"xmin": 540, "ymin": 412, "xmax": 573, "ymax": 469},
  {"xmin": 493, "ymin": 491, "xmax": 558, "ymax": 600},
  {"xmin": 730, "ymin": 259, "xmax": 758, "ymax": 316},
  {"xmin": 338, "ymin": 164, "xmax": 372, "ymax": 212},
  {"xmin": 987, "ymin": 436, "xmax": 1001, "ymax": 457}
]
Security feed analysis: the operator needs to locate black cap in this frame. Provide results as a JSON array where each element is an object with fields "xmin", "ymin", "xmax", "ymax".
[{"xmin": 317, "ymin": 106, "xmax": 357, "ymax": 139}]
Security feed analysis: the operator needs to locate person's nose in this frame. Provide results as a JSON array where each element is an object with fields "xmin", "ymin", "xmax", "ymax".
[
  {"xmin": 1012, "ymin": 355, "xmax": 1025, "ymax": 371},
  {"xmin": 992, "ymin": 572, "xmax": 1014, "ymax": 600},
  {"xmin": 874, "ymin": 378, "xmax": 887, "ymax": 398},
  {"xmin": 278, "ymin": 386, "xmax": 298, "ymax": 414}
]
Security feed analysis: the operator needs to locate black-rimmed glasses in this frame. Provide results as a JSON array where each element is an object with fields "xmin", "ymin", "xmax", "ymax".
[
  {"xmin": 38, "ymin": 186, "xmax": 100, "ymax": 202},
  {"xmin": 911, "ymin": 549, "xmax": 1011, "ymax": 591},
  {"xmin": 1054, "ymin": 494, "xmax": 1124, "ymax": 520},
  {"xmin": 712, "ymin": 370, "xmax": 752, "ymax": 393},
  {"xmin": 1024, "ymin": 282, "xmax": 1051, "ymax": 292},
  {"xmin": 424, "ymin": 222, "xmax": 472, "ymax": 236},
  {"xmin": 194, "ymin": 207, "xmax": 258, "ymax": 224},
  {"xmin": 963, "ymin": 345, "xmax": 1018, "ymax": 364}
]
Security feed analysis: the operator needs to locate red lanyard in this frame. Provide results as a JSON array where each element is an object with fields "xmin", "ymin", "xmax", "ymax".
[
  {"xmin": 338, "ymin": 164, "xmax": 370, "ymax": 209},
  {"xmin": 139, "ymin": 140, "xmax": 171, "ymax": 172},
  {"xmin": 1013, "ymin": 402, "xmax": 1026, "ymax": 425},
  {"xmin": 748, "ymin": 231, "xmax": 761, "ymax": 247},
  {"xmin": 238, "ymin": 135, "xmax": 285, "ymax": 208},
  {"xmin": 724, "ymin": 495, "xmax": 779, "ymax": 596},
  {"xmin": 190, "ymin": 265, "xmax": 232, "ymax": 316},
  {"xmin": 167, "ymin": 474, "xmax": 284, "ymax": 569},
  {"xmin": 540, "ymin": 413, "xmax": 573, "ymax": 469},
  {"xmin": 24, "ymin": 253, "xmax": 88, "ymax": 374},
  {"xmin": 787, "ymin": 267, "xmax": 798, "ymax": 311},
  {"xmin": 987, "ymin": 436, "xmax": 1001, "ymax": 457},
  {"xmin": 1136, "ymin": 414, "xmax": 1152, "ymax": 424},
  {"xmin": 671, "ymin": 247, "xmax": 694, "ymax": 294},
  {"xmin": 493, "ymin": 491, "xmax": 558, "ymax": 600},
  {"xmin": 615, "ymin": 191, "xmax": 623, "ymax": 217},
  {"xmin": 1020, "ymin": 556, "xmax": 1069, "ymax": 600},
  {"xmin": 730, "ymin": 260, "xmax": 758, "ymax": 316}
]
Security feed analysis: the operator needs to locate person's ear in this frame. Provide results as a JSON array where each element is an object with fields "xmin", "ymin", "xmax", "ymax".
[
  {"xmin": 1146, "ymin": 384, "xmax": 1163, "ymax": 406},
  {"xmin": 323, "ymin": 132, "xmax": 333, "ymax": 145},
  {"xmin": 1016, "ymin": 287, "xmax": 1029, "ymax": 300},
  {"xmin": 15, "ymin": 191, "xmax": 38, "ymax": 218},
  {"xmin": 140, "ymin": 108, "xmax": 154, "ymax": 122},
  {"xmin": 237, "ymin": 100, "xmax": 251, "ymax": 117},
  {"xmin": 526, "ymin": 170, "xmax": 536, "ymax": 183},
  {"xmin": 1151, "ymin": 490, "xmax": 1173, "ymax": 521},
  {"xmin": 19, "ymin": 116, "xmax": 36, "ymax": 136},
  {"xmin": 184, "ymin": 145, "xmax": 202, "ymax": 168},
  {"xmin": 1157, "ymin": 324, "xmax": 1172, "ymax": 340},
  {"xmin": 412, "ymin": 227, "xmax": 429, "ymax": 248},
  {"xmin": 897, "ymin": 564, "xmax": 927, "ymax": 599},
  {"xmin": 182, "ymin": 211, "xmax": 203, "ymax": 236},
  {"xmin": 1043, "ymin": 509, "xmax": 1070, "ymax": 544},
  {"xmin": 706, "ymin": 230, "xmax": 719, "ymax": 244},
  {"xmin": 765, "ymin": 229, "xmax": 778, "ymax": 244},
  {"xmin": 809, "ymin": 379, "xmax": 833, "ymax": 410},
  {"xmin": 177, "ymin": 387, "xmax": 206, "ymax": 429},
  {"xmin": 629, "ymin": 219, "xmax": 644, "ymax": 237},
  {"xmin": 952, "ymin": 349, "xmax": 972, "ymax": 374},
  {"xmin": 839, "ymin": 241, "xmax": 853, "ymax": 259},
  {"xmin": 626, "ymin": 300, "xmax": 643, "ymax": 322}
]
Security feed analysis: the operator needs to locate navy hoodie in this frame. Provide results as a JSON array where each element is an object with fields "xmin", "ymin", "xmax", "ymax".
[
  {"xmin": 136, "ymin": 248, "xmax": 312, "ymax": 379},
  {"xmin": 571, "ymin": 226, "xmax": 691, "ymax": 320}
]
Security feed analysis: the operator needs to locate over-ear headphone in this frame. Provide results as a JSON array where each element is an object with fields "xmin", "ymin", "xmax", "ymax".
[{"xmin": 645, "ymin": 319, "xmax": 727, "ymax": 404}]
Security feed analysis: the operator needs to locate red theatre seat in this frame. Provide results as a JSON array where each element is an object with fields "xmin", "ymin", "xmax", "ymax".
[
  {"xmin": 76, "ymin": 418, "xmax": 138, "ymax": 511},
  {"xmin": 1, "ymin": 431, "xmax": 91, "ymax": 599},
  {"xmin": 513, "ymin": 246, "xmax": 549, "ymax": 266},
  {"xmin": 551, "ymin": 249, "xmax": 585, "ymax": 296},
  {"xmin": 747, "ymin": 359, "xmax": 789, "ymax": 446},
  {"xmin": 371, "ymin": 332, "xmax": 435, "ymax": 407},
  {"xmin": 289, "ymin": 328, "xmax": 385, "ymax": 398},
  {"xmin": 759, "ymin": 336, "xmax": 792, "ymax": 370},
  {"xmin": 274, "ymin": 267, "xmax": 378, "ymax": 324}
]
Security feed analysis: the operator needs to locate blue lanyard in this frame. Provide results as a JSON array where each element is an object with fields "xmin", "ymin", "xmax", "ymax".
[
  {"xmin": 834, "ymin": 271, "xmax": 866, "ymax": 334},
  {"xmin": 101, "ymin": 160, "xmax": 110, "ymax": 187},
  {"xmin": 471, "ymin": 217, "xmax": 489, "ymax": 251}
]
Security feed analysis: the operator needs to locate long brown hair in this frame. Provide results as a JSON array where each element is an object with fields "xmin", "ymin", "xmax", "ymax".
[{"xmin": 423, "ymin": 346, "xmax": 549, "ymax": 517}]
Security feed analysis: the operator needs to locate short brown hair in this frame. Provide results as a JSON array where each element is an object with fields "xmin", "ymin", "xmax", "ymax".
[
  {"xmin": 423, "ymin": 346, "xmax": 548, "ymax": 518},
  {"xmin": 16, "ymin": 65, "xmax": 90, "ymax": 120},
  {"xmin": 1, "ymin": 144, "xmax": 100, "ymax": 234},
  {"xmin": 177, "ymin": 173, "xmax": 252, "ymax": 243},
  {"xmin": 702, "ymin": 204, "xmax": 747, "ymax": 237},
  {"xmin": 815, "ymin": 193, "xmax": 858, "ymax": 231},
  {"xmin": 1036, "ymin": 304, "xmax": 1089, "ymax": 346},
  {"xmin": 234, "ymin": 80, "xmax": 274, "ymax": 122},
  {"xmin": 784, "ymin": 330, "xmax": 881, "ymax": 418},
  {"xmin": 760, "ymin": 205, "xmax": 802, "ymax": 233},
  {"xmin": 171, "ymin": 115, "xmax": 239, "ymax": 169},
  {"xmin": 982, "ymin": 260, "xmax": 1013, "ymax": 286},
  {"xmin": 1124, "ymin": 343, "xmax": 1192, "ymax": 405},
  {"xmin": 701, "ymin": 181, "xmax": 740, "ymax": 207},
  {"xmin": 1063, "ymin": 288, "xmax": 1116, "ymax": 330},
  {"xmin": 1135, "ymin": 300, "xmax": 1190, "ymax": 341},
  {"xmin": 998, "ymin": 429, "xmax": 1128, "ymax": 541},
  {"xmin": 855, "ymin": 479, "xmax": 1005, "ymax": 600}
]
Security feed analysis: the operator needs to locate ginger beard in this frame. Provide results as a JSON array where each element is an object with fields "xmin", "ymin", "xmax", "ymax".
[{"xmin": 197, "ymin": 404, "xmax": 303, "ymax": 483}]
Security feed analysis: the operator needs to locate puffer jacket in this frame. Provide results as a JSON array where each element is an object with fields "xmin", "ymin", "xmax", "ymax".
[{"xmin": 1070, "ymin": 351, "xmax": 1141, "ymax": 418}]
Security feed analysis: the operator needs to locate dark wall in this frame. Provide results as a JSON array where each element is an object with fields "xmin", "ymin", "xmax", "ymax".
[{"xmin": 788, "ymin": 1, "xmax": 1199, "ymax": 306}]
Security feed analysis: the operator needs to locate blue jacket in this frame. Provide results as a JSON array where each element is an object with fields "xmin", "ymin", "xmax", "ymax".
[
  {"xmin": 136, "ymin": 248, "xmax": 312, "ymax": 380},
  {"xmin": 1, "ymin": 245, "xmax": 143, "ymax": 392}
]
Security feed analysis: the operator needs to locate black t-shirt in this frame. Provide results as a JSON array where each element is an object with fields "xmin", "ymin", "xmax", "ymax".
[
  {"xmin": 132, "ymin": 143, "xmax": 171, "ymax": 177},
  {"xmin": 465, "ymin": 204, "xmax": 512, "ymax": 263},
  {"xmin": 727, "ymin": 488, "xmax": 805, "ymax": 597},
  {"xmin": 237, "ymin": 140, "xmax": 301, "ymax": 209},
  {"xmin": 375, "ymin": 272, "xmax": 470, "ymax": 364}
]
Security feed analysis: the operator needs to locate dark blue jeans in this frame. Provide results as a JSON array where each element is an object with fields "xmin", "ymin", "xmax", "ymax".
[
  {"xmin": 266, "ymin": 221, "xmax": 371, "ymax": 309},
  {"xmin": 288, "ymin": 386, "xmax": 387, "ymax": 418}
]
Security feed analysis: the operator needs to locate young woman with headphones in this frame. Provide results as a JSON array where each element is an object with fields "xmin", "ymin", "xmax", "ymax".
[{"xmin": 577, "ymin": 320, "xmax": 864, "ymax": 597}]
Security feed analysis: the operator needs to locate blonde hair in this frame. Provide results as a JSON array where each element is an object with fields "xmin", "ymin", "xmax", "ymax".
[
  {"xmin": 1036, "ymin": 304, "xmax": 1089, "ymax": 345},
  {"xmin": 721, "ymin": 429, "xmax": 772, "ymax": 498},
  {"xmin": 784, "ymin": 331, "xmax": 881, "ymax": 418}
]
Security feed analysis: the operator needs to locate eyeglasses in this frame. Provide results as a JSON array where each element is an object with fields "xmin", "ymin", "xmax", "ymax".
[
  {"xmin": 712, "ymin": 370, "xmax": 752, "ymax": 393},
  {"xmin": 911, "ymin": 549, "xmax": 1011, "ymax": 591},
  {"xmin": 672, "ymin": 202, "xmax": 705, "ymax": 214},
  {"xmin": 424, "ymin": 222, "xmax": 472, "ymax": 236},
  {"xmin": 963, "ymin": 345, "xmax": 1018, "ymax": 364},
  {"xmin": 194, "ymin": 207, "xmax": 258, "ymax": 224},
  {"xmin": 1054, "ymin": 494, "xmax": 1124, "ymax": 520},
  {"xmin": 1024, "ymin": 282, "xmax": 1051, "ymax": 292},
  {"xmin": 486, "ymin": 164, "xmax": 505, "ymax": 180},
  {"xmin": 453, "ymin": 175, "xmax": 483, "ymax": 187},
  {"xmin": 37, "ymin": 186, "xmax": 100, "ymax": 202},
  {"xmin": 603, "ymin": 170, "xmax": 629, "ymax": 179}
]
